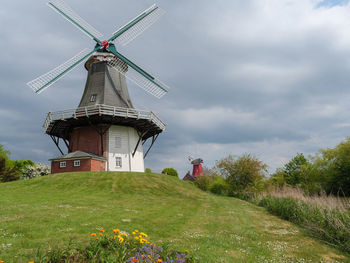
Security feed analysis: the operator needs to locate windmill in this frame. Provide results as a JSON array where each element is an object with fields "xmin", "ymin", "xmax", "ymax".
[
  {"xmin": 189, "ymin": 156, "xmax": 204, "ymax": 178},
  {"xmin": 27, "ymin": 0, "xmax": 169, "ymax": 174}
]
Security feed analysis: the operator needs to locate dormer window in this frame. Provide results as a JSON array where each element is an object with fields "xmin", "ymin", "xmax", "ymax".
[{"xmin": 90, "ymin": 94, "xmax": 97, "ymax": 102}]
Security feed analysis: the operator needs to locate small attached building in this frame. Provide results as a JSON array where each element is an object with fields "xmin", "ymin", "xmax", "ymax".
[{"xmin": 50, "ymin": 151, "xmax": 106, "ymax": 174}]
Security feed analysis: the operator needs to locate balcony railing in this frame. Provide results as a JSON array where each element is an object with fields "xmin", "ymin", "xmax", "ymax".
[{"xmin": 43, "ymin": 104, "xmax": 166, "ymax": 131}]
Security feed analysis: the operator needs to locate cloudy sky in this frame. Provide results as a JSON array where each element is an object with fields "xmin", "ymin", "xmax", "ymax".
[{"xmin": 1, "ymin": 0, "xmax": 350, "ymax": 176}]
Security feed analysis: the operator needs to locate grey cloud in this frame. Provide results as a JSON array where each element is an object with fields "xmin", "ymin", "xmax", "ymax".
[{"xmin": 1, "ymin": 0, "xmax": 350, "ymax": 176}]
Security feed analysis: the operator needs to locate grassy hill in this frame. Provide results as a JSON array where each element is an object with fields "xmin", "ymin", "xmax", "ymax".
[{"xmin": 0, "ymin": 172, "xmax": 349, "ymax": 262}]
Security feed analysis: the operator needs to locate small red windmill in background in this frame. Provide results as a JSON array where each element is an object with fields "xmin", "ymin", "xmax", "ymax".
[{"xmin": 188, "ymin": 157, "xmax": 204, "ymax": 178}]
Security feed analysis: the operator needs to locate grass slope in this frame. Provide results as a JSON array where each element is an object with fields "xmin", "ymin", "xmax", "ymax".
[{"xmin": 0, "ymin": 172, "xmax": 349, "ymax": 262}]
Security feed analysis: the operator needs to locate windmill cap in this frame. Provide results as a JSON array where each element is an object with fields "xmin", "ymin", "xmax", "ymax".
[
  {"xmin": 191, "ymin": 158, "xmax": 203, "ymax": 165},
  {"xmin": 84, "ymin": 52, "xmax": 116, "ymax": 70}
]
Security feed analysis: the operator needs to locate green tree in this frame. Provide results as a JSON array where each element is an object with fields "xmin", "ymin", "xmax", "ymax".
[
  {"xmin": 317, "ymin": 138, "xmax": 350, "ymax": 196},
  {"xmin": 9, "ymin": 159, "xmax": 35, "ymax": 177},
  {"xmin": 0, "ymin": 157, "xmax": 20, "ymax": 182},
  {"xmin": 283, "ymin": 153, "xmax": 309, "ymax": 186},
  {"xmin": 161, "ymin": 168, "xmax": 178, "ymax": 177},
  {"xmin": 215, "ymin": 154, "xmax": 268, "ymax": 195},
  {"xmin": 267, "ymin": 168, "xmax": 286, "ymax": 187},
  {"xmin": 0, "ymin": 144, "xmax": 10, "ymax": 163}
]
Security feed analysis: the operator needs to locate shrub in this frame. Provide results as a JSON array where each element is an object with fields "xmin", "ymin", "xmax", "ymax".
[
  {"xmin": 216, "ymin": 154, "xmax": 268, "ymax": 193},
  {"xmin": 194, "ymin": 175, "xmax": 211, "ymax": 191},
  {"xmin": 145, "ymin": 168, "xmax": 152, "ymax": 174},
  {"xmin": 161, "ymin": 168, "xmax": 178, "ymax": 177},
  {"xmin": 257, "ymin": 189, "xmax": 350, "ymax": 253},
  {"xmin": 209, "ymin": 178, "xmax": 229, "ymax": 195},
  {"xmin": 0, "ymin": 157, "xmax": 20, "ymax": 182},
  {"xmin": 22, "ymin": 163, "xmax": 50, "ymax": 180},
  {"xmin": 10, "ymin": 159, "xmax": 34, "ymax": 177}
]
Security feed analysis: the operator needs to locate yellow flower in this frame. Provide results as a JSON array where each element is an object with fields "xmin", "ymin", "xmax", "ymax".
[
  {"xmin": 132, "ymin": 231, "xmax": 136, "ymax": 235},
  {"xmin": 113, "ymin": 228, "xmax": 120, "ymax": 234},
  {"xmin": 91, "ymin": 233, "xmax": 97, "ymax": 237},
  {"xmin": 124, "ymin": 233, "xmax": 128, "ymax": 237},
  {"xmin": 118, "ymin": 237, "xmax": 124, "ymax": 243},
  {"xmin": 185, "ymin": 250, "xmax": 189, "ymax": 253},
  {"xmin": 134, "ymin": 229, "xmax": 139, "ymax": 233},
  {"xmin": 140, "ymin": 232, "xmax": 148, "ymax": 237},
  {"xmin": 135, "ymin": 236, "xmax": 139, "ymax": 240}
]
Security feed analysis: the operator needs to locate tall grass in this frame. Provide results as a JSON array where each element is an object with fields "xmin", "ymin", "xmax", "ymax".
[{"xmin": 256, "ymin": 186, "xmax": 350, "ymax": 253}]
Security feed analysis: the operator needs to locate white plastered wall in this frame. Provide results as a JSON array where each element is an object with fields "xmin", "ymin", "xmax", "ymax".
[{"xmin": 107, "ymin": 125, "xmax": 144, "ymax": 172}]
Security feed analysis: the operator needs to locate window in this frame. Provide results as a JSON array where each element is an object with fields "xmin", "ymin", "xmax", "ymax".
[
  {"xmin": 115, "ymin": 137, "xmax": 121, "ymax": 148},
  {"xmin": 90, "ymin": 94, "xmax": 97, "ymax": 102},
  {"xmin": 74, "ymin": 160, "xmax": 80, "ymax": 167},
  {"xmin": 116, "ymin": 157, "xmax": 122, "ymax": 168},
  {"xmin": 59, "ymin": 161, "xmax": 66, "ymax": 168}
]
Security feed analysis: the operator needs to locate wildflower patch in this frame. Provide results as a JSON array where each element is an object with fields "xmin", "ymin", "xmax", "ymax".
[{"xmin": 31, "ymin": 228, "xmax": 196, "ymax": 263}]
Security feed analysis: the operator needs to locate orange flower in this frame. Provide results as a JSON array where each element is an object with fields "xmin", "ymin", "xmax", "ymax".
[
  {"xmin": 160, "ymin": 242, "xmax": 164, "ymax": 245},
  {"xmin": 0, "ymin": 260, "xmax": 4, "ymax": 263},
  {"xmin": 132, "ymin": 258, "xmax": 139, "ymax": 263},
  {"xmin": 100, "ymin": 229, "xmax": 105, "ymax": 233},
  {"xmin": 91, "ymin": 233, "xmax": 97, "ymax": 237},
  {"xmin": 113, "ymin": 228, "xmax": 120, "ymax": 234},
  {"xmin": 29, "ymin": 262, "xmax": 35, "ymax": 263},
  {"xmin": 99, "ymin": 233, "xmax": 103, "ymax": 236},
  {"xmin": 157, "ymin": 259, "xmax": 163, "ymax": 263},
  {"xmin": 185, "ymin": 250, "xmax": 189, "ymax": 253}
]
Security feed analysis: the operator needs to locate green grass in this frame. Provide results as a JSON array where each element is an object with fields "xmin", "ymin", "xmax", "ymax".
[{"xmin": 0, "ymin": 172, "xmax": 349, "ymax": 262}]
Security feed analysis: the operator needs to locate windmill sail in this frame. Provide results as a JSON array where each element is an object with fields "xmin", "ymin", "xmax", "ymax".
[
  {"xmin": 48, "ymin": 0, "xmax": 103, "ymax": 42},
  {"xmin": 27, "ymin": 48, "xmax": 94, "ymax": 94},
  {"xmin": 108, "ymin": 54, "xmax": 169, "ymax": 99},
  {"xmin": 109, "ymin": 4, "xmax": 165, "ymax": 46}
]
